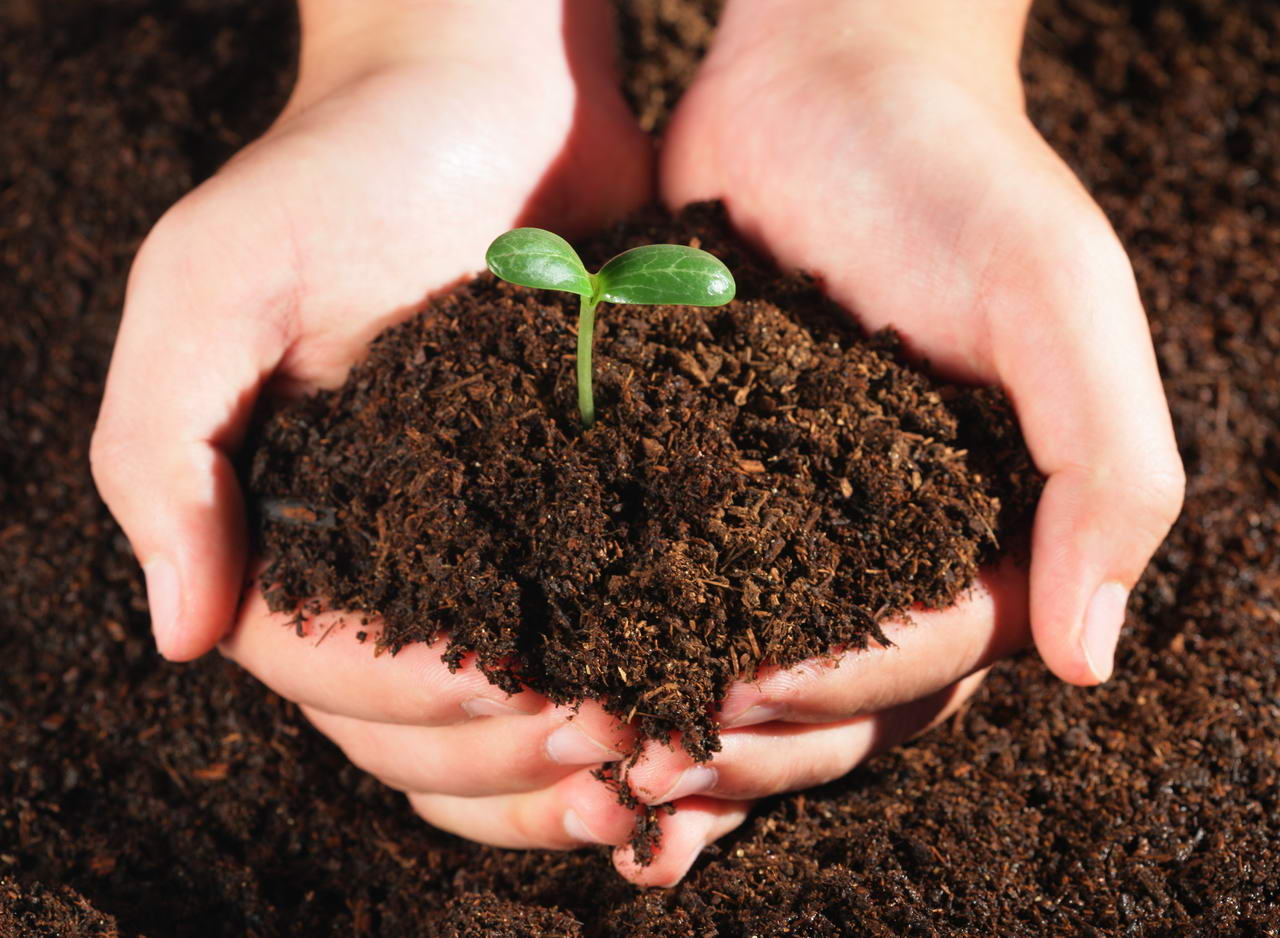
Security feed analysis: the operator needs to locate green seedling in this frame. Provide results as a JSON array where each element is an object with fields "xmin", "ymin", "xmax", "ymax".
[{"xmin": 486, "ymin": 228, "xmax": 735, "ymax": 427}]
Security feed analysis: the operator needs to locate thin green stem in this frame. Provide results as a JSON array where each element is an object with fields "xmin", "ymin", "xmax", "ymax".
[{"xmin": 577, "ymin": 293, "xmax": 598, "ymax": 427}]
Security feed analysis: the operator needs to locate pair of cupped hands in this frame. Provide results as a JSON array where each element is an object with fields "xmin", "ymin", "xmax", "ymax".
[{"xmin": 91, "ymin": 0, "xmax": 1183, "ymax": 888}]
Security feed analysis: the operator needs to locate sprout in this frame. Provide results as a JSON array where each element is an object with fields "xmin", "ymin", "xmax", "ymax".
[{"xmin": 486, "ymin": 228, "xmax": 735, "ymax": 427}]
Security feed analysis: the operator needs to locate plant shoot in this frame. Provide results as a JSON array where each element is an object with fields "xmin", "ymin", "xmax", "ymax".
[{"xmin": 486, "ymin": 228, "xmax": 735, "ymax": 426}]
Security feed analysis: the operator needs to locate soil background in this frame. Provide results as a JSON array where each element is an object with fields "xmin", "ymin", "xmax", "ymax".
[{"xmin": 2, "ymin": 1, "xmax": 1278, "ymax": 936}]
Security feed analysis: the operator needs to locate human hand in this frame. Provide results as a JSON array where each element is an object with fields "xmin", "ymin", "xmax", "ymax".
[
  {"xmin": 91, "ymin": 0, "xmax": 658, "ymax": 875},
  {"xmin": 613, "ymin": 0, "xmax": 1185, "ymax": 883}
]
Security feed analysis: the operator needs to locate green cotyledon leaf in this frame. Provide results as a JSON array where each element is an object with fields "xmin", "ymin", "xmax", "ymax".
[
  {"xmin": 595, "ymin": 243, "xmax": 735, "ymax": 307},
  {"xmin": 485, "ymin": 228, "xmax": 594, "ymax": 297}
]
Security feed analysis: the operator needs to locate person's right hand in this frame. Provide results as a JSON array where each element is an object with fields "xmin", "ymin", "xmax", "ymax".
[{"xmin": 91, "ymin": 0, "xmax": 659, "ymax": 871}]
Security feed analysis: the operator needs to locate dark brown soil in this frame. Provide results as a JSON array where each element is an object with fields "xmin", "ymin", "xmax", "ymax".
[
  {"xmin": 0, "ymin": 878, "xmax": 119, "ymax": 938},
  {"xmin": 3, "ymin": 0, "xmax": 1279, "ymax": 935},
  {"xmin": 437, "ymin": 892, "xmax": 583, "ymax": 938},
  {"xmin": 615, "ymin": 0, "xmax": 721, "ymax": 133},
  {"xmin": 248, "ymin": 203, "xmax": 1038, "ymax": 762}
]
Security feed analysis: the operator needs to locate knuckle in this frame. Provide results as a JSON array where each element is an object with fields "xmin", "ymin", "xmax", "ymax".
[
  {"xmin": 334, "ymin": 737, "xmax": 376, "ymax": 774},
  {"xmin": 725, "ymin": 752, "xmax": 802, "ymax": 798},
  {"xmin": 1138, "ymin": 460, "xmax": 1187, "ymax": 531},
  {"xmin": 387, "ymin": 644, "xmax": 468, "ymax": 725},
  {"xmin": 407, "ymin": 792, "xmax": 438, "ymax": 826},
  {"xmin": 766, "ymin": 762, "xmax": 808, "ymax": 795},
  {"xmin": 763, "ymin": 656, "xmax": 837, "ymax": 703},
  {"xmin": 761, "ymin": 761, "xmax": 820, "ymax": 797},
  {"xmin": 1101, "ymin": 447, "xmax": 1185, "ymax": 537},
  {"xmin": 1081, "ymin": 464, "xmax": 1184, "ymax": 559},
  {"xmin": 374, "ymin": 773, "xmax": 412, "ymax": 795},
  {"xmin": 130, "ymin": 201, "xmax": 199, "ymax": 285},
  {"xmin": 1052, "ymin": 209, "xmax": 1132, "ymax": 279},
  {"xmin": 341, "ymin": 746, "xmax": 382, "ymax": 779},
  {"xmin": 509, "ymin": 798, "xmax": 551, "ymax": 846},
  {"xmin": 793, "ymin": 740, "xmax": 855, "ymax": 790},
  {"xmin": 326, "ymin": 731, "xmax": 411, "ymax": 792},
  {"xmin": 1022, "ymin": 208, "xmax": 1137, "ymax": 312},
  {"xmin": 87, "ymin": 425, "xmax": 129, "ymax": 502}
]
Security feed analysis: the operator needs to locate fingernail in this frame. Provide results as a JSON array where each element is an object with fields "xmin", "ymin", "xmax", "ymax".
[
  {"xmin": 564, "ymin": 808, "xmax": 602, "ymax": 844},
  {"xmin": 546, "ymin": 723, "xmax": 625, "ymax": 765},
  {"xmin": 720, "ymin": 703, "xmax": 786, "ymax": 729},
  {"xmin": 143, "ymin": 557, "xmax": 181, "ymax": 653},
  {"xmin": 461, "ymin": 696, "xmax": 528, "ymax": 719},
  {"xmin": 1081, "ymin": 582, "xmax": 1128, "ymax": 683},
  {"xmin": 652, "ymin": 765, "xmax": 717, "ymax": 804}
]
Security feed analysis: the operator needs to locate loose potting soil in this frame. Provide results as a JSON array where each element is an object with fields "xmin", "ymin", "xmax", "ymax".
[
  {"xmin": 3, "ymin": 0, "xmax": 1279, "ymax": 935},
  {"xmin": 247, "ymin": 203, "xmax": 1039, "ymax": 762}
]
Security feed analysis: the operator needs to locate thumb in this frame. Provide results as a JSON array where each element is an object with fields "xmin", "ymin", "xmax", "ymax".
[
  {"xmin": 993, "ymin": 217, "xmax": 1184, "ymax": 685},
  {"xmin": 91, "ymin": 202, "xmax": 294, "ymax": 660}
]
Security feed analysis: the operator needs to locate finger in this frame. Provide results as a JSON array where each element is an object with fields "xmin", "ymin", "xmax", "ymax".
[
  {"xmin": 627, "ymin": 669, "xmax": 989, "ymax": 804},
  {"xmin": 611, "ymin": 797, "xmax": 753, "ymax": 889},
  {"xmin": 407, "ymin": 768, "xmax": 639, "ymax": 851},
  {"xmin": 301, "ymin": 701, "xmax": 635, "ymax": 797},
  {"xmin": 221, "ymin": 586, "xmax": 546, "ymax": 724},
  {"xmin": 988, "ymin": 198, "xmax": 1184, "ymax": 685},
  {"xmin": 713, "ymin": 554, "xmax": 1027, "ymax": 728},
  {"xmin": 90, "ymin": 195, "xmax": 298, "ymax": 660}
]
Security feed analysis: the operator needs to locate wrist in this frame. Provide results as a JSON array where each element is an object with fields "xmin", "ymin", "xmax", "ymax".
[
  {"xmin": 287, "ymin": 1, "xmax": 590, "ymax": 114},
  {"xmin": 712, "ymin": 0, "xmax": 1030, "ymax": 112}
]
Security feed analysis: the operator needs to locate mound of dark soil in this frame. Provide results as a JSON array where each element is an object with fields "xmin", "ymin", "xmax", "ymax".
[{"xmin": 247, "ymin": 205, "xmax": 1038, "ymax": 760}]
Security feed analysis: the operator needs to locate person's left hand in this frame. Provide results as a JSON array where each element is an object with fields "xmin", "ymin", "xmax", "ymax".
[{"xmin": 606, "ymin": 0, "xmax": 1183, "ymax": 886}]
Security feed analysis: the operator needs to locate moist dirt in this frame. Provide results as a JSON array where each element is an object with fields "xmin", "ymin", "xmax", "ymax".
[{"xmin": 247, "ymin": 203, "xmax": 1038, "ymax": 766}]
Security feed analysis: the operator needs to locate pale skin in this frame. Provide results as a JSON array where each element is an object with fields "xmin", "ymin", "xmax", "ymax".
[{"xmin": 91, "ymin": 0, "xmax": 1184, "ymax": 888}]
